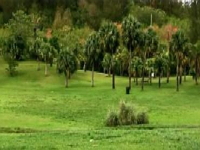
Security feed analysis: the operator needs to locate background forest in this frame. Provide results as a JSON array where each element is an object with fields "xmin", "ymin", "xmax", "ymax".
[{"xmin": 0, "ymin": 0, "xmax": 198, "ymax": 40}]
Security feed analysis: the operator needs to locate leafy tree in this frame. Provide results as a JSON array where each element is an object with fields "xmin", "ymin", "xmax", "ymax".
[
  {"xmin": 132, "ymin": 56, "xmax": 143, "ymax": 85},
  {"xmin": 137, "ymin": 30, "xmax": 147, "ymax": 91},
  {"xmin": 146, "ymin": 58, "xmax": 155, "ymax": 85},
  {"xmin": 5, "ymin": 10, "xmax": 34, "ymax": 60},
  {"xmin": 189, "ymin": 0, "xmax": 200, "ymax": 43},
  {"xmin": 99, "ymin": 21, "xmax": 119, "ymax": 89},
  {"xmin": 57, "ymin": 26, "xmax": 92, "ymax": 67},
  {"xmin": 115, "ymin": 47, "xmax": 129, "ymax": 76},
  {"xmin": 122, "ymin": 15, "xmax": 141, "ymax": 89},
  {"xmin": 191, "ymin": 41, "xmax": 200, "ymax": 85},
  {"xmin": 102, "ymin": 53, "xmax": 112, "ymax": 76},
  {"xmin": 103, "ymin": 0, "xmax": 130, "ymax": 22},
  {"xmin": 170, "ymin": 30, "xmax": 188, "ymax": 91},
  {"xmin": 84, "ymin": 32, "xmax": 101, "ymax": 87},
  {"xmin": 49, "ymin": 36, "xmax": 60, "ymax": 67},
  {"xmin": 155, "ymin": 51, "xmax": 168, "ymax": 88},
  {"xmin": 57, "ymin": 47, "xmax": 78, "ymax": 87},
  {"xmin": 138, "ymin": 28, "xmax": 158, "ymax": 91},
  {"xmin": 2, "ymin": 36, "xmax": 19, "ymax": 76},
  {"xmin": 29, "ymin": 37, "xmax": 44, "ymax": 71},
  {"xmin": 39, "ymin": 41, "xmax": 57, "ymax": 76},
  {"xmin": 130, "ymin": 5, "xmax": 167, "ymax": 27}
]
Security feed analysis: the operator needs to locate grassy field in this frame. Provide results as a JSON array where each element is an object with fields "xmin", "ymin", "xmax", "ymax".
[{"xmin": 0, "ymin": 60, "xmax": 200, "ymax": 150}]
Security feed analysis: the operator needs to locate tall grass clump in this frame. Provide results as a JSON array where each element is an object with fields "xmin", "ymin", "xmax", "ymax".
[
  {"xmin": 105, "ymin": 110, "xmax": 119, "ymax": 127},
  {"xmin": 136, "ymin": 111, "xmax": 149, "ymax": 124},
  {"xmin": 118, "ymin": 101, "xmax": 136, "ymax": 125},
  {"xmin": 105, "ymin": 101, "xmax": 149, "ymax": 127}
]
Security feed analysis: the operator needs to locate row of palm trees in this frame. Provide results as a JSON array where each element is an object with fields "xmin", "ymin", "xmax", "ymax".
[
  {"xmin": 4, "ymin": 14, "xmax": 199, "ymax": 91},
  {"xmin": 84, "ymin": 15, "xmax": 200, "ymax": 91},
  {"xmin": 29, "ymin": 37, "xmax": 79, "ymax": 88}
]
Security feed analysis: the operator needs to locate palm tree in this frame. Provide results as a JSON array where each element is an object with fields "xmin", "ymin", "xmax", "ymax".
[
  {"xmin": 170, "ymin": 30, "xmax": 188, "ymax": 91},
  {"xmin": 138, "ymin": 30, "xmax": 147, "ymax": 91},
  {"xmin": 132, "ymin": 56, "xmax": 143, "ymax": 85},
  {"xmin": 34, "ymin": 38, "xmax": 43, "ymax": 71},
  {"xmin": 182, "ymin": 42, "xmax": 192, "ymax": 82},
  {"xmin": 155, "ymin": 52, "xmax": 168, "ymax": 88},
  {"xmin": 191, "ymin": 41, "xmax": 200, "ymax": 85},
  {"xmin": 84, "ymin": 32, "xmax": 101, "ymax": 87},
  {"xmin": 2, "ymin": 37, "xmax": 19, "ymax": 76},
  {"xmin": 40, "ymin": 41, "xmax": 57, "ymax": 76},
  {"xmin": 146, "ymin": 58, "xmax": 155, "ymax": 85},
  {"xmin": 115, "ymin": 47, "xmax": 129, "ymax": 76},
  {"xmin": 122, "ymin": 15, "xmax": 141, "ymax": 89},
  {"xmin": 99, "ymin": 21, "xmax": 119, "ymax": 89},
  {"xmin": 138, "ymin": 28, "xmax": 158, "ymax": 91},
  {"xmin": 57, "ymin": 47, "xmax": 78, "ymax": 88},
  {"xmin": 102, "ymin": 53, "xmax": 112, "ymax": 76}
]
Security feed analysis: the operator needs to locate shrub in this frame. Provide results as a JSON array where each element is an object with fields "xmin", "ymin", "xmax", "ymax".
[
  {"xmin": 4, "ymin": 54, "xmax": 18, "ymax": 76},
  {"xmin": 136, "ymin": 111, "xmax": 149, "ymax": 124},
  {"xmin": 118, "ymin": 101, "xmax": 136, "ymax": 125},
  {"xmin": 105, "ymin": 101, "xmax": 149, "ymax": 127},
  {"xmin": 105, "ymin": 110, "xmax": 119, "ymax": 127}
]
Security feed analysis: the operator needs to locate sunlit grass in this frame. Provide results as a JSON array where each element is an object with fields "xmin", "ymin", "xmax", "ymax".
[{"xmin": 0, "ymin": 60, "xmax": 200, "ymax": 149}]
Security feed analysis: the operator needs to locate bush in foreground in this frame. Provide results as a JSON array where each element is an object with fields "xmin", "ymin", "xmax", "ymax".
[
  {"xmin": 105, "ymin": 101, "xmax": 149, "ymax": 127},
  {"xmin": 118, "ymin": 101, "xmax": 136, "ymax": 125},
  {"xmin": 105, "ymin": 110, "xmax": 119, "ymax": 127},
  {"xmin": 136, "ymin": 111, "xmax": 149, "ymax": 124}
]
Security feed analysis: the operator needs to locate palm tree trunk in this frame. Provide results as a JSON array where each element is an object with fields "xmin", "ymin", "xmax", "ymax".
[
  {"xmin": 159, "ymin": 71, "xmax": 161, "ymax": 88},
  {"xmin": 112, "ymin": 67, "xmax": 115, "ymax": 89},
  {"xmin": 37, "ymin": 57, "xmax": 40, "ymax": 71},
  {"xmin": 65, "ymin": 69, "xmax": 69, "ymax": 88},
  {"xmin": 120, "ymin": 63, "xmax": 123, "ymax": 76},
  {"xmin": 141, "ymin": 67, "xmax": 144, "ymax": 91},
  {"xmin": 179, "ymin": 65, "xmax": 183, "ymax": 85},
  {"xmin": 50, "ymin": 58, "xmax": 53, "ymax": 67},
  {"xmin": 121, "ymin": 65, "xmax": 124, "ymax": 76},
  {"xmin": 167, "ymin": 68, "xmax": 170, "ymax": 83},
  {"xmin": 45, "ymin": 59, "xmax": 48, "ymax": 76},
  {"xmin": 129, "ymin": 50, "xmax": 132, "ymax": 89},
  {"xmin": 149, "ymin": 69, "xmax": 152, "ymax": 85},
  {"xmin": 150, "ymin": 69, "xmax": 153, "ymax": 85},
  {"xmin": 195, "ymin": 57, "xmax": 198, "ymax": 85},
  {"xmin": 68, "ymin": 71, "xmax": 71, "ymax": 79},
  {"xmin": 91, "ymin": 64, "xmax": 94, "ymax": 87},
  {"xmin": 184, "ymin": 67, "xmax": 186, "ymax": 82},
  {"xmin": 83, "ymin": 62, "xmax": 86, "ymax": 72},
  {"xmin": 136, "ymin": 68, "xmax": 138, "ymax": 85},
  {"xmin": 176, "ymin": 58, "xmax": 179, "ymax": 92},
  {"xmin": 108, "ymin": 67, "xmax": 111, "ymax": 77}
]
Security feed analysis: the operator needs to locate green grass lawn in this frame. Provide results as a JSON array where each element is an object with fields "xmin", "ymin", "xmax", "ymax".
[{"xmin": 0, "ymin": 60, "xmax": 200, "ymax": 150}]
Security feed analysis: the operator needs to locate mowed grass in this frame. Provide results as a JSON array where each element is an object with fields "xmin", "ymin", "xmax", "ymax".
[{"xmin": 0, "ymin": 60, "xmax": 200, "ymax": 149}]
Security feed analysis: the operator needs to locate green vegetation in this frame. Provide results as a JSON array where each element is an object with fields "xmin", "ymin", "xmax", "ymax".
[
  {"xmin": 1, "ymin": 60, "xmax": 200, "ymax": 149},
  {"xmin": 1, "ymin": 0, "xmax": 200, "ymax": 149}
]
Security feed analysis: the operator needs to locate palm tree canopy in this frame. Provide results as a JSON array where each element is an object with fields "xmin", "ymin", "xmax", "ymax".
[
  {"xmin": 102, "ymin": 53, "xmax": 112, "ymax": 69},
  {"xmin": 99, "ymin": 21, "xmax": 120, "ymax": 54},
  {"xmin": 57, "ymin": 47, "xmax": 78, "ymax": 74},
  {"xmin": 40, "ymin": 41, "xmax": 57, "ymax": 60},
  {"xmin": 170, "ymin": 30, "xmax": 188, "ymax": 53},
  {"xmin": 132, "ymin": 56, "xmax": 143, "ymax": 70},
  {"xmin": 84, "ymin": 32, "xmax": 101, "ymax": 66},
  {"xmin": 122, "ymin": 15, "xmax": 141, "ymax": 51}
]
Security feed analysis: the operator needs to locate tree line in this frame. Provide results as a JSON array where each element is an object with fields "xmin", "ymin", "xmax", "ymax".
[
  {"xmin": 1, "ymin": 10, "xmax": 200, "ymax": 92},
  {"xmin": 0, "ymin": 0, "xmax": 199, "ymax": 43}
]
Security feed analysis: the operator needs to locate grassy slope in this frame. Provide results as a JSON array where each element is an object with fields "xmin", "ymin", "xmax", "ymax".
[{"xmin": 0, "ymin": 60, "xmax": 200, "ymax": 150}]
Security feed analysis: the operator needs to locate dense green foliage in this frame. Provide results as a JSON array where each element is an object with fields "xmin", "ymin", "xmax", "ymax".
[{"xmin": 1, "ymin": 1, "xmax": 200, "ymax": 149}]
